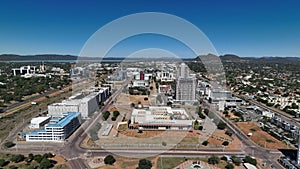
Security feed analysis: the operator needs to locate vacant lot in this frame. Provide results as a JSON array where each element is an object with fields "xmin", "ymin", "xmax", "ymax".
[
  {"xmin": 98, "ymin": 156, "xmax": 156, "ymax": 169},
  {"xmin": 236, "ymin": 122, "xmax": 290, "ymax": 149}
]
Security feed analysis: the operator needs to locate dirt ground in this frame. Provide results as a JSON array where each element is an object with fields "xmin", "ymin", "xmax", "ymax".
[
  {"xmin": 207, "ymin": 130, "xmax": 243, "ymax": 150},
  {"xmin": 51, "ymin": 154, "xmax": 69, "ymax": 168},
  {"xmin": 236, "ymin": 122, "xmax": 290, "ymax": 149},
  {"xmin": 228, "ymin": 110, "xmax": 240, "ymax": 119},
  {"xmin": 119, "ymin": 130, "xmax": 165, "ymax": 138},
  {"xmin": 129, "ymin": 95, "xmax": 150, "ymax": 106}
]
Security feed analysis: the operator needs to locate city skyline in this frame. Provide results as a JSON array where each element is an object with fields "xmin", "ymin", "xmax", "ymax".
[{"xmin": 0, "ymin": 0, "xmax": 300, "ymax": 57}]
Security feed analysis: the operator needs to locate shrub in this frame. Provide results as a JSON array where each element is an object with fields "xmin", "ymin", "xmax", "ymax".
[
  {"xmin": 0, "ymin": 159, "xmax": 9, "ymax": 167},
  {"xmin": 11, "ymin": 154, "xmax": 25, "ymax": 163},
  {"xmin": 225, "ymin": 130, "xmax": 232, "ymax": 136},
  {"xmin": 217, "ymin": 122, "xmax": 226, "ymax": 130},
  {"xmin": 111, "ymin": 116, "xmax": 116, "ymax": 121},
  {"xmin": 4, "ymin": 141, "xmax": 16, "ymax": 148},
  {"xmin": 208, "ymin": 155, "xmax": 219, "ymax": 165},
  {"xmin": 104, "ymin": 155, "xmax": 116, "ymax": 165},
  {"xmin": 244, "ymin": 156, "xmax": 257, "ymax": 166},
  {"xmin": 43, "ymin": 153, "xmax": 54, "ymax": 159},
  {"xmin": 9, "ymin": 165, "xmax": 18, "ymax": 169},
  {"xmin": 220, "ymin": 156, "xmax": 227, "ymax": 161},
  {"xmin": 225, "ymin": 163, "xmax": 234, "ymax": 169},
  {"xmin": 137, "ymin": 159, "xmax": 152, "ymax": 169},
  {"xmin": 33, "ymin": 154, "xmax": 43, "ymax": 163},
  {"xmin": 113, "ymin": 111, "xmax": 120, "ymax": 117},
  {"xmin": 204, "ymin": 109, "xmax": 209, "ymax": 115},
  {"xmin": 231, "ymin": 156, "xmax": 242, "ymax": 166},
  {"xmin": 202, "ymin": 140, "xmax": 209, "ymax": 146},
  {"xmin": 222, "ymin": 141, "xmax": 229, "ymax": 146},
  {"xmin": 40, "ymin": 158, "xmax": 52, "ymax": 169},
  {"xmin": 102, "ymin": 111, "xmax": 110, "ymax": 121}
]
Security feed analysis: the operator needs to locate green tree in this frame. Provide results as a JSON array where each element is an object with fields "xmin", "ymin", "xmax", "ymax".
[
  {"xmin": 113, "ymin": 110, "xmax": 120, "ymax": 117},
  {"xmin": 225, "ymin": 130, "xmax": 232, "ymax": 136},
  {"xmin": 225, "ymin": 163, "xmax": 234, "ymax": 169},
  {"xmin": 220, "ymin": 156, "xmax": 227, "ymax": 161},
  {"xmin": 0, "ymin": 159, "xmax": 9, "ymax": 167},
  {"xmin": 40, "ymin": 158, "xmax": 52, "ymax": 169},
  {"xmin": 244, "ymin": 156, "xmax": 257, "ymax": 166},
  {"xmin": 103, "ymin": 111, "xmax": 110, "ymax": 121},
  {"xmin": 10, "ymin": 154, "xmax": 25, "ymax": 163},
  {"xmin": 9, "ymin": 165, "xmax": 18, "ymax": 169},
  {"xmin": 222, "ymin": 141, "xmax": 229, "ymax": 146},
  {"xmin": 4, "ymin": 141, "xmax": 16, "ymax": 148},
  {"xmin": 208, "ymin": 155, "xmax": 219, "ymax": 165},
  {"xmin": 104, "ymin": 155, "xmax": 116, "ymax": 165},
  {"xmin": 202, "ymin": 140, "xmax": 209, "ymax": 146},
  {"xmin": 204, "ymin": 109, "xmax": 209, "ymax": 115},
  {"xmin": 43, "ymin": 152, "xmax": 54, "ymax": 159},
  {"xmin": 137, "ymin": 159, "xmax": 152, "ymax": 169},
  {"xmin": 231, "ymin": 156, "xmax": 242, "ymax": 166},
  {"xmin": 217, "ymin": 122, "xmax": 226, "ymax": 130},
  {"xmin": 33, "ymin": 154, "xmax": 43, "ymax": 163}
]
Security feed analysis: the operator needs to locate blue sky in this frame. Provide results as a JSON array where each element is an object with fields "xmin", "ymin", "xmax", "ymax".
[{"xmin": 0, "ymin": 0, "xmax": 300, "ymax": 58}]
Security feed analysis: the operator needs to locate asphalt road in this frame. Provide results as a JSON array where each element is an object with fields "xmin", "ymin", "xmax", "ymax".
[
  {"xmin": 60, "ymin": 80, "xmax": 284, "ymax": 169},
  {"xmin": 205, "ymin": 100, "xmax": 285, "ymax": 169},
  {"xmin": 1, "ymin": 77, "xmax": 286, "ymax": 169}
]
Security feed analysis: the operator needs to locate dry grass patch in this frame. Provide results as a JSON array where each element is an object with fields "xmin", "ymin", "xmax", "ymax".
[
  {"xmin": 119, "ymin": 130, "xmax": 164, "ymax": 138},
  {"xmin": 236, "ymin": 122, "xmax": 290, "ymax": 149}
]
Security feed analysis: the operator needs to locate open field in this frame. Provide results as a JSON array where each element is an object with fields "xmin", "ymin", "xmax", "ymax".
[
  {"xmin": 156, "ymin": 157, "xmax": 231, "ymax": 169},
  {"xmin": 97, "ymin": 156, "xmax": 156, "ymax": 169},
  {"xmin": 236, "ymin": 122, "xmax": 291, "ymax": 149}
]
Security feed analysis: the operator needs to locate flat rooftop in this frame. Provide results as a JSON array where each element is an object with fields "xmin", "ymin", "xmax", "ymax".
[
  {"xmin": 47, "ymin": 112, "xmax": 80, "ymax": 128},
  {"xmin": 31, "ymin": 116, "xmax": 50, "ymax": 124}
]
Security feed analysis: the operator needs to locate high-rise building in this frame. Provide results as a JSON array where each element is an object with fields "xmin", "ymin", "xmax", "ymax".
[
  {"xmin": 178, "ymin": 63, "xmax": 190, "ymax": 78},
  {"xmin": 175, "ymin": 63, "xmax": 196, "ymax": 102}
]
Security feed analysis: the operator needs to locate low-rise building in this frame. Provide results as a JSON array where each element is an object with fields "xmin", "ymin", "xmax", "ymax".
[
  {"xmin": 26, "ymin": 112, "xmax": 81, "ymax": 142},
  {"xmin": 129, "ymin": 106, "xmax": 193, "ymax": 130},
  {"xmin": 12, "ymin": 65, "xmax": 36, "ymax": 76}
]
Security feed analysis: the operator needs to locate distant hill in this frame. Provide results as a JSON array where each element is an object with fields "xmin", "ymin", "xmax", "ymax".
[
  {"xmin": 0, "ymin": 54, "xmax": 128, "ymax": 61},
  {"xmin": 0, "ymin": 54, "xmax": 299, "ymax": 62},
  {"xmin": 258, "ymin": 56, "xmax": 300, "ymax": 62},
  {"xmin": 0, "ymin": 54, "xmax": 78, "ymax": 61},
  {"xmin": 193, "ymin": 54, "xmax": 300, "ymax": 63}
]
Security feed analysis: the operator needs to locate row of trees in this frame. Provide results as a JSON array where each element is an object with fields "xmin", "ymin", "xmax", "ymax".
[
  {"xmin": 102, "ymin": 110, "xmax": 120, "ymax": 121},
  {"xmin": 209, "ymin": 155, "xmax": 257, "ymax": 166},
  {"xmin": 0, "ymin": 153, "xmax": 55, "ymax": 169},
  {"xmin": 104, "ymin": 155, "xmax": 152, "ymax": 169}
]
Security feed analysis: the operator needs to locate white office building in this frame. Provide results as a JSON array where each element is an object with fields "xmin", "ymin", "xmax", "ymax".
[
  {"xmin": 12, "ymin": 65, "xmax": 36, "ymax": 76},
  {"xmin": 48, "ymin": 90, "xmax": 105, "ymax": 119},
  {"xmin": 26, "ymin": 112, "xmax": 81, "ymax": 142},
  {"xmin": 30, "ymin": 117, "xmax": 51, "ymax": 129}
]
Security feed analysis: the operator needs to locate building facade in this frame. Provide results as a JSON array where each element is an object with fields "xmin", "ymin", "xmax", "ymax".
[
  {"xmin": 129, "ymin": 106, "xmax": 193, "ymax": 130},
  {"xmin": 26, "ymin": 112, "xmax": 81, "ymax": 142},
  {"xmin": 175, "ymin": 63, "xmax": 197, "ymax": 103}
]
